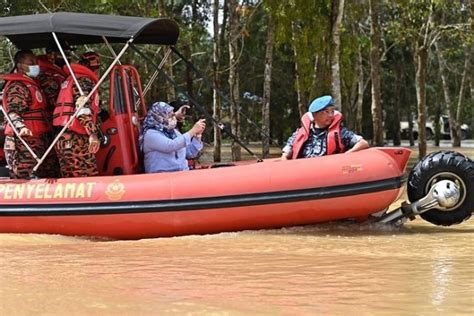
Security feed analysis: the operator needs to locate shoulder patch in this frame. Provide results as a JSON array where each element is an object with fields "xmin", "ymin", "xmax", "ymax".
[{"xmin": 35, "ymin": 90, "xmax": 43, "ymax": 103}]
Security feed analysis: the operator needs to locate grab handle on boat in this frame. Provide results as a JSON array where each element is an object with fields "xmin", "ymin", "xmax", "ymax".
[{"xmin": 118, "ymin": 66, "xmax": 140, "ymax": 170}]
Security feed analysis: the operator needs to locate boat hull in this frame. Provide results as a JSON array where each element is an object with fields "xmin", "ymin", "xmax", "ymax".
[{"xmin": 0, "ymin": 147, "xmax": 411, "ymax": 239}]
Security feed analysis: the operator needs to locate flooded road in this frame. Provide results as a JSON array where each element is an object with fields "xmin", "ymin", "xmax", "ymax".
[{"xmin": 1, "ymin": 218, "xmax": 473, "ymax": 315}]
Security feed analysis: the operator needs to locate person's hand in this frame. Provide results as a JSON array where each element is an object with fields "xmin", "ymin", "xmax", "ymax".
[
  {"xmin": 75, "ymin": 95, "xmax": 87, "ymax": 108},
  {"xmin": 88, "ymin": 133, "xmax": 100, "ymax": 154},
  {"xmin": 175, "ymin": 105, "xmax": 190, "ymax": 122},
  {"xmin": 19, "ymin": 127, "xmax": 33, "ymax": 137},
  {"xmin": 189, "ymin": 119, "xmax": 206, "ymax": 137},
  {"xmin": 281, "ymin": 153, "xmax": 288, "ymax": 161}
]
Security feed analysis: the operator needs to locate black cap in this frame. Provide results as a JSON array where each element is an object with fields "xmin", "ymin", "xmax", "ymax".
[{"xmin": 45, "ymin": 40, "xmax": 73, "ymax": 54}]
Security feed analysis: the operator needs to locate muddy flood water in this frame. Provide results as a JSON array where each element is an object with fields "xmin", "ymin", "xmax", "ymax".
[
  {"xmin": 1, "ymin": 217, "xmax": 473, "ymax": 315},
  {"xmin": 1, "ymin": 145, "xmax": 473, "ymax": 315}
]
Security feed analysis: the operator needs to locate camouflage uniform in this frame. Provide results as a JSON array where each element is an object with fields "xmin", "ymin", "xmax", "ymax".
[
  {"xmin": 2, "ymin": 81, "xmax": 51, "ymax": 179},
  {"xmin": 37, "ymin": 63, "xmax": 65, "ymax": 178},
  {"xmin": 55, "ymin": 77, "xmax": 99, "ymax": 178},
  {"xmin": 38, "ymin": 74, "xmax": 62, "ymax": 112}
]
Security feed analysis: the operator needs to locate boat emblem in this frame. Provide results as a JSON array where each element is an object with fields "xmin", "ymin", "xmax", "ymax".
[
  {"xmin": 35, "ymin": 90, "xmax": 43, "ymax": 102},
  {"xmin": 105, "ymin": 179, "xmax": 125, "ymax": 201},
  {"xmin": 342, "ymin": 164, "xmax": 363, "ymax": 174}
]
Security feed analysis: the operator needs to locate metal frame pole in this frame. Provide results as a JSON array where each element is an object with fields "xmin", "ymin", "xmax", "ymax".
[
  {"xmin": 129, "ymin": 43, "xmax": 261, "ymax": 161},
  {"xmin": 33, "ymin": 37, "xmax": 135, "ymax": 173},
  {"xmin": 0, "ymin": 105, "xmax": 40, "ymax": 162}
]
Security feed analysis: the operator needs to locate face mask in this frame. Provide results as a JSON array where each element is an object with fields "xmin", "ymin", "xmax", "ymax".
[
  {"xmin": 167, "ymin": 117, "xmax": 177, "ymax": 130},
  {"xmin": 26, "ymin": 65, "xmax": 40, "ymax": 78}
]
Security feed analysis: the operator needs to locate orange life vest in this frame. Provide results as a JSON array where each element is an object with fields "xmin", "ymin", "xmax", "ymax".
[
  {"xmin": 291, "ymin": 111, "xmax": 345, "ymax": 159},
  {"xmin": 53, "ymin": 64, "xmax": 99, "ymax": 135},
  {"xmin": 37, "ymin": 56, "xmax": 67, "ymax": 87},
  {"xmin": 1, "ymin": 73, "xmax": 49, "ymax": 137}
]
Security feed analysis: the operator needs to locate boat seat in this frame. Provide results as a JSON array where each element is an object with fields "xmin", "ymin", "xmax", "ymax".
[{"xmin": 96, "ymin": 64, "xmax": 146, "ymax": 176}]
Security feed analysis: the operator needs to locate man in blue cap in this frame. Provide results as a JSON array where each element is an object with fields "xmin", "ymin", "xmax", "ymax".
[{"xmin": 281, "ymin": 95, "xmax": 368, "ymax": 159}]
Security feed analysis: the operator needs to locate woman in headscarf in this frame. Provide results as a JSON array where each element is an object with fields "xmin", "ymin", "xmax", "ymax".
[{"xmin": 139, "ymin": 102, "xmax": 206, "ymax": 173}]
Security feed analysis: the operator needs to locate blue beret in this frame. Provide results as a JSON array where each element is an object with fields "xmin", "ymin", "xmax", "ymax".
[{"xmin": 308, "ymin": 95, "xmax": 334, "ymax": 113}]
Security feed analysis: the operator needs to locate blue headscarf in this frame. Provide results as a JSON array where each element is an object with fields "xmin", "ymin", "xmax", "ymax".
[{"xmin": 139, "ymin": 102, "xmax": 177, "ymax": 151}]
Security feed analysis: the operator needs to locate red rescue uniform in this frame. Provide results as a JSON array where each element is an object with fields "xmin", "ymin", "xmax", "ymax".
[
  {"xmin": 2, "ymin": 73, "xmax": 49, "ymax": 137},
  {"xmin": 52, "ymin": 63, "xmax": 99, "ymax": 178},
  {"xmin": 1, "ymin": 74, "xmax": 51, "ymax": 178},
  {"xmin": 53, "ymin": 63, "xmax": 99, "ymax": 134}
]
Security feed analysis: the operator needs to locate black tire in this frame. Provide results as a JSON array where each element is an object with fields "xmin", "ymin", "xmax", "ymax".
[{"xmin": 407, "ymin": 151, "xmax": 474, "ymax": 226}]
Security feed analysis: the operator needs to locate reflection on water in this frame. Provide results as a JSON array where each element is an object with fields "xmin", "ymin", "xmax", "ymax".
[{"xmin": 1, "ymin": 219, "xmax": 473, "ymax": 315}]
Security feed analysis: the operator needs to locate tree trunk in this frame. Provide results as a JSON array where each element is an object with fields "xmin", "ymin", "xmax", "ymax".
[
  {"xmin": 471, "ymin": 0, "xmax": 474, "ymax": 133},
  {"xmin": 434, "ymin": 107, "xmax": 441, "ymax": 147},
  {"xmin": 471, "ymin": 3, "xmax": 474, "ymax": 133},
  {"xmin": 220, "ymin": 0, "xmax": 228, "ymax": 57},
  {"xmin": 228, "ymin": 0, "xmax": 241, "ymax": 161},
  {"xmin": 183, "ymin": 44, "xmax": 194, "ymax": 101},
  {"xmin": 292, "ymin": 23, "xmax": 308, "ymax": 117},
  {"xmin": 355, "ymin": 45, "xmax": 364, "ymax": 134},
  {"xmin": 311, "ymin": 54, "xmax": 320, "ymax": 101},
  {"xmin": 471, "ymin": 69, "xmax": 474, "ymax": 134},
  {"xmin": 157, "ymin": 0, "xmax": 176, "ymax": 101},
  {"xmin": 369, "ymin": 0, "xmax": 384, "ymax": 146},
  {"xmin": 186, "ymin": 0, "xmax": 199, "ymax": 103},
  {"xmin": 393, "ymin": 56, "xmax": 402, "ymax": 146},
  {"xmin": 435, "ymin": 41, "xmax": 458, "ymax": 146},
  {"xmin": 408, "ymin": 111, "xmax": 415, "ymax": 146},
  {"xmin": 347, "ymin": 59, "xmax": 357, "ymax": 129},
  {"xmin": 455, "ymin": 47, "xmax": 471, "ymax": 144},
  {"xmin": 415, "ymin": 45, "xmax": 428, "ymax": 159},
  {"xmin": 330, "ymin": 0, "xmax": 345, "ymax": 110},
  {"xmin": 262, "ymin": 16, "xmax": 275, "ymax": 158},
  {"xmin": 471, "ymin": 78, "xmax": 474, "ymax": 133},
  {"xmin": 212, "ymin": 0, "xmax": 221, "ymax": 162}
]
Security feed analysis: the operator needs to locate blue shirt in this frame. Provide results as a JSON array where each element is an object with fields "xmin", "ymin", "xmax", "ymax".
[
  {"xmin": 143, "ymin": 129, "xmax": 203, "ymax": 173},
  {"xmin": 283, "ymin": 126, "xmax": 362, "ymax": 158}
]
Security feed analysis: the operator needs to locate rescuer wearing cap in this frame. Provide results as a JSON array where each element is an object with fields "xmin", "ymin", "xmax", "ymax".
[
  {"xmin": 35, "ymin": 41, "xmax": 72, "ymax": 178},
  {"xmin": 2, "ymin": 50, "xmax": 51, "ymax": 178},
  {"xmin": 37, "ymin": 40, "xmax": 71, "ymax": 109},
  {"xmin": 52, "ymin": 52, "xmax": 101, "ymax": 177},
  {"xmin": 281, "ymin": 95, "xmax": 369, "ymax": 160}
]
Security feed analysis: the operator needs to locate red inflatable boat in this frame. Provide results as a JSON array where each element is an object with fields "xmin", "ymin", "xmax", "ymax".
[
  {"xmin": 0, "ymin": 148, "xmax": 411, "ymax": 239},
  {"xmin": 1, "ymin": 13, "xmax": 472, "ymax": 239}
]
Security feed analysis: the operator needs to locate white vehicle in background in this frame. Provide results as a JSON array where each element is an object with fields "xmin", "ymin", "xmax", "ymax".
[{"xmin": 401, "ymin": 115, "xmax": 471, "ymax": 140}]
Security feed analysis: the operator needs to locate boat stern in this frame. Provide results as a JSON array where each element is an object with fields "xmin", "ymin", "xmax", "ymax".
[{"xmin": 376, "ymin": 147, "xmax": 412, "ymax": 174}]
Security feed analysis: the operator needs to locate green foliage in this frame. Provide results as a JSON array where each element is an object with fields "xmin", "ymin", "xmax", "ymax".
[
  {"xmin": 0, "ymin": 0, "xmax": 471, "ymax": 144},
  {"xmin": 264, "ymin": 0, "xmax": 333, "ymax": 95}
]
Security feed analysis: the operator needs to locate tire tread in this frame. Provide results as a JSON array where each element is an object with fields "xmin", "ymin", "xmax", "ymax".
[{"xmin": 408, "ymin": 151, "xmax": 473, "ymax": 226}]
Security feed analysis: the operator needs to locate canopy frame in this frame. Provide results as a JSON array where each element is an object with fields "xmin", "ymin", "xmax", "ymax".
[
  {"xmin": 0, "ymin": 12, "xmax": 179, "ymax": 177},
  {"xmin": 0, "ymin": 12, "xmax": 179, "ymax": 49},
  {"xmin": 0, "ymin": 12, "xmax": 262, "ymax": 178}
]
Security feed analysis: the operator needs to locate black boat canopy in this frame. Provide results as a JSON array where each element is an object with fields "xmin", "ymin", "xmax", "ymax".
[{"xmin": 0, "ymin": 12, "xmax": 179, "ymax": 49}]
